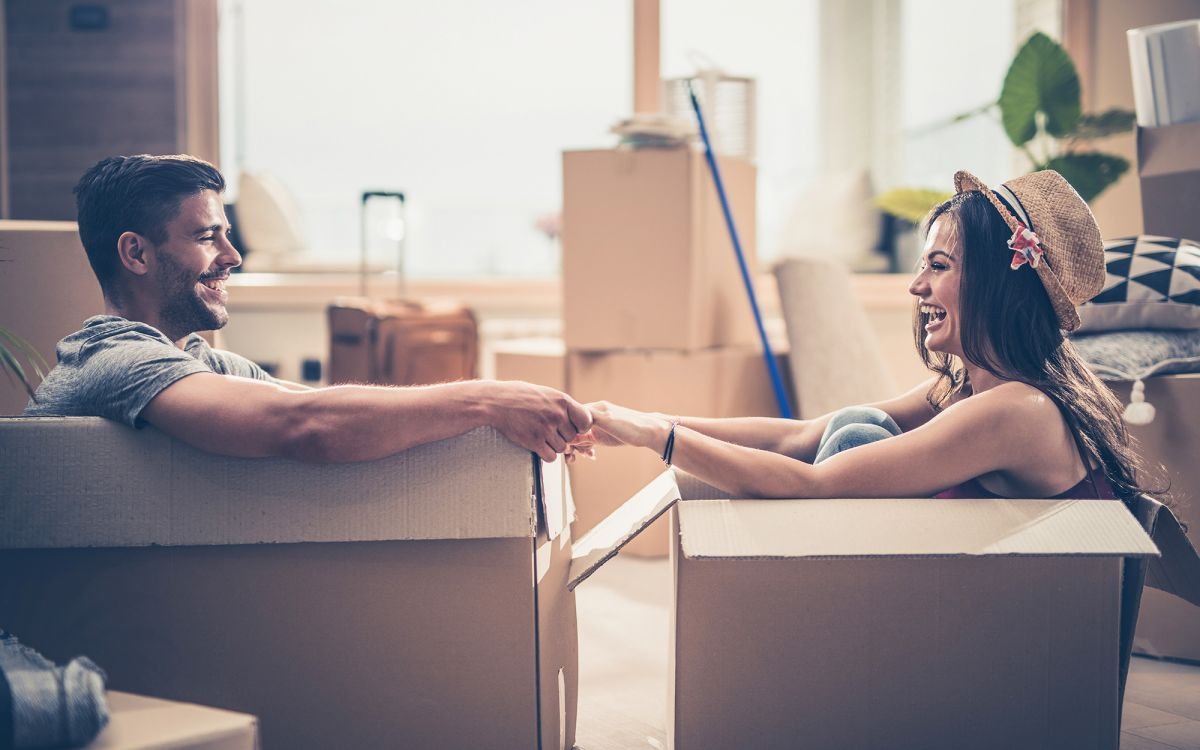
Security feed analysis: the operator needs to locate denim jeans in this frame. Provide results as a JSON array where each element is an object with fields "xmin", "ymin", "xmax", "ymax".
[
  {"xmin": 0, "ymin": 631, "xmax": 109, "ymax": 748},
  {"xmin": 813, "ymin": 406, "xmax": 902, "ymax": 464}
]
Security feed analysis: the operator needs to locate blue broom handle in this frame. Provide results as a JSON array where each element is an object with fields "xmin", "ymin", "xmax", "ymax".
[{"xmin": 687, "ymin": 81, "xmax": 793, "ymax": 419}]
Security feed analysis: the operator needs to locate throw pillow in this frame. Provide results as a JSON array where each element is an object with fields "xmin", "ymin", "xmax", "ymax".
[
  {"xmin": 1071, "ymin": 329, "xmax": 1200, "ymax": 424},
  {"xmin": 1076, "ymin": 235, "xmax": 1200, "ymax": 332}
]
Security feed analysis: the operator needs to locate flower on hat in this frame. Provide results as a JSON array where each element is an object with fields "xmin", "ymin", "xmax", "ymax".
[{"xmin": 1008, "ymin": 223, "xmax": 1044, "ymax": 270}]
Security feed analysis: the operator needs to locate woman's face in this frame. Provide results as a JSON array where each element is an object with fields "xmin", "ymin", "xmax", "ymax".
[{"xmin": 909, "ymin": 216, "xmax": 963, "ymax": 357}]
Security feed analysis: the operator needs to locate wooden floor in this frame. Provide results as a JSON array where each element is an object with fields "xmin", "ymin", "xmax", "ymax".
[{"xmin": 575, "ymin": 556, "xmax": 1200, "ymax": 750}]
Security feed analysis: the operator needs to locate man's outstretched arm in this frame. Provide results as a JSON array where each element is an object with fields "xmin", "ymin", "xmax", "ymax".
[{"xmin": 140, "ymin": 372, "xmax": 591, "ymax": 463}]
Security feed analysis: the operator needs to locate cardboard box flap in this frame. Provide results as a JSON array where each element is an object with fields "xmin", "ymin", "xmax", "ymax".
[
  {"xmin": 567, "ymin": 469, "xmax": 680, "ymax": 590},
  {"xmin": 1144, "ymin": 501, "xmax": 1200, "ymax": 607},
  {"xmin": 679, "ymin": 498, "xmax": 1160, "ymax": 559},
  {"xmin": 0, "ymin": 418, "xmax": 538, "ymax": 548},
  {"xmin": 538, "ymin": 456, "xmax": 576, "ymax": 541}
]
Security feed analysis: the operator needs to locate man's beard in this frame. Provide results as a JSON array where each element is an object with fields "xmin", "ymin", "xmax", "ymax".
[{"xmin": 156, "ymin": 252, "xmax": 228, "ymax": 337}]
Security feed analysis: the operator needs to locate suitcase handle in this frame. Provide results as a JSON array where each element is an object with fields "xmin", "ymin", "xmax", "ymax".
[
  {"xmin": 361, "ymin": 190, "xmax": 405, "ymax": 204},
  {"xmin": 359, "ymin": 190, "xmax": 407, "ymax": 297}
]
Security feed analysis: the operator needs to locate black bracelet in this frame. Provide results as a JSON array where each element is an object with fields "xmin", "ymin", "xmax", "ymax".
[{"xmin": 661, "ymin": 419, "xmax": 680, "ymax": 466}]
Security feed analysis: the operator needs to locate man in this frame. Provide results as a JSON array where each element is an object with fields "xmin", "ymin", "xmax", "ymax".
[{"xmin": 25, "ymin": 154, "xmax": 590, "ymax": 462}]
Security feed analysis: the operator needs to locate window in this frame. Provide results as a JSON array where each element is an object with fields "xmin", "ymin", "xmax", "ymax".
[{"xmin": 219, "ymin": 0, "xmax": 820, "ymax": 277}]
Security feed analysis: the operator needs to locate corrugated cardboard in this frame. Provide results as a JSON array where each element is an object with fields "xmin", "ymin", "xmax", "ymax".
[
  {"xmin": 561, "ymin": 147, "xmax": 758, "ymax": 351},
  {"xmin": 567, "ymin": 347, "xmax": 788, "ymax": 557},
  {"xmin": 0, "ymin": 221, "xmax": 105, "ymax": 416},
  {"xmin": 571, "ymin": 470, "xmax": 1161, "ymax": 750},
  {"xmin": 90, "ymin": 692, "xmax": 258, "ymax": 750},
  {"xmin": 1117, "ymin": 374, "xmax": 1200, "ymax": 661},
  {"xmin": 1136, "ymin": 121, "xmax": 1200, "ymax": 241},
  {"xmin": 0, "ymin": 419, "xmax": 576, "ymax": 750}
]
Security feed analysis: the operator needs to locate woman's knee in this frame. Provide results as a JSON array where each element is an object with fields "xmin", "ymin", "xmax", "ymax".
[
  {"xmin": 815, "ymin": 423, "xmax": 895, "ymax": 463},
  {"xmin": 824, "ymin": 406, "xmax": 901, "ymax": 437}
]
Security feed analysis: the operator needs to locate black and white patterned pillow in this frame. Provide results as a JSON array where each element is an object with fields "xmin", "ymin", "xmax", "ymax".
[{"xmin": 1077, "ymin": 235, "xmax": 1200, "ymax": 332}]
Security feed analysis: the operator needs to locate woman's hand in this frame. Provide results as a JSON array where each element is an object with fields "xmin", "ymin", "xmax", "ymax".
[{"xmin": 587, "ymin": 401, "xmax": 673, "ymax": 452}]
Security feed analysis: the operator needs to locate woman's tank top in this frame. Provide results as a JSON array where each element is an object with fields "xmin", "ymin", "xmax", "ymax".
[{"xmin": 934, "ymin": 465, "xmax": 1117, "ymax": 500}]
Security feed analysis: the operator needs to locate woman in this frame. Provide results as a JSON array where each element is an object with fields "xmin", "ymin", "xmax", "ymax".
[{"xmin": 574, "ymin": 170, "xmax": 1147, "ymax": 501}]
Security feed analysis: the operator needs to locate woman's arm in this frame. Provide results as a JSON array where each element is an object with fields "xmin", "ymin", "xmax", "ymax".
[
  {"xmin": 589, "ymin": 385, "xmax": 1027, "ymax": 498},
  {"xmin": 664, "ymin": 377, "xmax": 939, "ymax": 462}
]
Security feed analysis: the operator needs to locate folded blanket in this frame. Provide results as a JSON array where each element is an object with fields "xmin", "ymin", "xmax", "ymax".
[{"xmin": 0, "ymin": 632, "xmax": 108, "ymax": 749}]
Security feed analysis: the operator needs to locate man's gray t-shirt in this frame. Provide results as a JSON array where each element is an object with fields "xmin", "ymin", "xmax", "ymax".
[{"xmin": 24, "ymin": 315, "xmax": 278, "ymax": 428}]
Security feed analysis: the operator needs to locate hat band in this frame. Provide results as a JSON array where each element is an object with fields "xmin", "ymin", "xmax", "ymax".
[{"xmin": 993, "ymin": 184, "xmax": 1033, "ymax": 232}]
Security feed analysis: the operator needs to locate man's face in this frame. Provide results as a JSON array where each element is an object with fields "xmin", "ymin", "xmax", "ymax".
[{"xmin": 148, "ymin": 190, "xmax": 241, "ymax": 336}]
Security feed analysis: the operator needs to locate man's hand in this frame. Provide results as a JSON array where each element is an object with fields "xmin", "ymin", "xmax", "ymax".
[{"xmin": 479, "ymin": 381, "xmax": 592, "ymax": 462}]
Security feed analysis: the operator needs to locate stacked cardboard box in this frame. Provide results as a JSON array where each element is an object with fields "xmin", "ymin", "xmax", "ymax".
[
  {"xmin": 1114, "ymin": 375, "xmax": 1200, "ymax": 662},
  {"xmin": 504, "ymin": 146, "xmax": 784, "ymax": 556}
]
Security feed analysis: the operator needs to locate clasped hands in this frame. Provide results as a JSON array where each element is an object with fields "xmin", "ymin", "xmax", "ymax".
[{"xmin": 565, "ymin": 401, "xmax": 673, "ymax": 463}]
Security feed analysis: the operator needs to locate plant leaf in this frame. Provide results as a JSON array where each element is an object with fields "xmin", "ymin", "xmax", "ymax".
[
  {"xmin": 999, "ymin": 32, "xmax": 1081, "ymax": 146},
  {"xmin": 0, "ymin": 342, "xmax": 36, "ymax": 398},
  {"xmin": 0, "ymin": 326, "xmax": 49, "ymax": 398},
  {"xmin": 874, "ymin": 188, "xmax": 954, "ymax": 226},
  {"xmin": 1069, "ymin": 108, "xmax": 1137, "ymax": 140},
  {"xmin": 1040, "ymin": 152, "xmax": 1129, "ymax": 203},
  {"xmin": 0, "ymin": 326, "xmax": 49, "ymax": 375}
]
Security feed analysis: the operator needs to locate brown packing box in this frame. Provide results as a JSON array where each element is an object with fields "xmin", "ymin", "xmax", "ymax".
[
  {"xmin": 0, "ymin": 221, "xmax": 105, "ymax": 416},
  {"xmin": 493, "ymin": 337, "xmax": 568, "ymax": 392},
  {"xmin": 562, "ymin": 147, "xmax": 758, "ymax": 351},
  {"xmin": 1137, "ymin": 121, "xmax": 1200, "ymax": 241},
  {"xmin": 90, "ymin": 692, "xmax": 258, "ymax": 750},
  {"xmin": 568, "ymin": 470, "xmax": 1167, "ymax": 750},
  {"xmin": 1114, "ymin": 375, "xmax": 1200, "ymax": 662},
  {"xmin": 0, "ymin": 419, "xmax": 577, "ymax": 750}
]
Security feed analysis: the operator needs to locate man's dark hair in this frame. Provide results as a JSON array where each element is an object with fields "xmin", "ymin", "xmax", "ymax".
[{"xmin": 74, "ymin": 154, "xmax": 225, "ymax": 297}]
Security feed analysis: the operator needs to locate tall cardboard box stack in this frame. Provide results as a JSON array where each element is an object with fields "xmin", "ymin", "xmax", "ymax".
[
  {"xmin": 1125, "ymin": 22, "xmax": 1200, "ymax": 663},
  {"xmin": 553, "ymin": 146, "xmax": 784, "ymax": 556}
]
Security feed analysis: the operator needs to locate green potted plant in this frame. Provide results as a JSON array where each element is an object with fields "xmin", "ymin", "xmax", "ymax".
[
  {"xmin": 0, "ymin": 325, "xmax": 47, "ymax": 400},
  {"xmin": 877, "ymin": 31, "xmax": 1135, "ymax": 261}
]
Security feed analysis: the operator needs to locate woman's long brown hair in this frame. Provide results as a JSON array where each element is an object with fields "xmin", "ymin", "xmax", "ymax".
[{"xmin": 914, "ymin": 191, "xmax": 1153, "ymax": 500}]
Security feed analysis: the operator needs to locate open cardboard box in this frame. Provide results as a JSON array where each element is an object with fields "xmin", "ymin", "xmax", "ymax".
[
  {"xmin": 569, "ymin": 469, "xmax": 1200, "ymax": 750},
  {"xmin": 0, "ymin": 418, "xmax": 577, "ymax": 750}
]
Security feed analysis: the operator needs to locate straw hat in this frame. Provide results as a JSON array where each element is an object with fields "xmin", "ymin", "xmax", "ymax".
[{"xmin": 954, "ymin": 169, "xmax": 1104, "ymax": 331}]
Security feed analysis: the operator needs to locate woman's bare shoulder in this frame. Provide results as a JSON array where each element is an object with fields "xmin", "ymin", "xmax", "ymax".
[
  {"xmin": 978, "ymin": 381, "xmax": 1059, "ymax": 411},
  {"xmin": 951, "ymin": 381, "xmax": 1065, "ymax": 436}
]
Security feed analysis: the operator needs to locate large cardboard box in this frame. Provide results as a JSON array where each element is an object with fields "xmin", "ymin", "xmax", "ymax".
[
  {"xmin": 90, "ymin": 692, "xmax": 258, "ymax": 750},
  {"xmin": 567, "ymin": 347, "xmax": 788, "ymax": 557},
  {"xmin": 0, "ymin": 419, "xmax": 577, "ymax": 750},
  {"xmin": 569, "ymin": 471, "xmax": 1161, "ymax": 750},
  {"xmin": 1115, "ymin": 374, "xmax": 1200, "ymax": 662},
  {"xmin": 562, "ymin": 147, "xmax": 758, "ymax": 351},
  {"xmin": 1137, "ymin": 121, "xmax": 1200, "ymax": 241}
]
